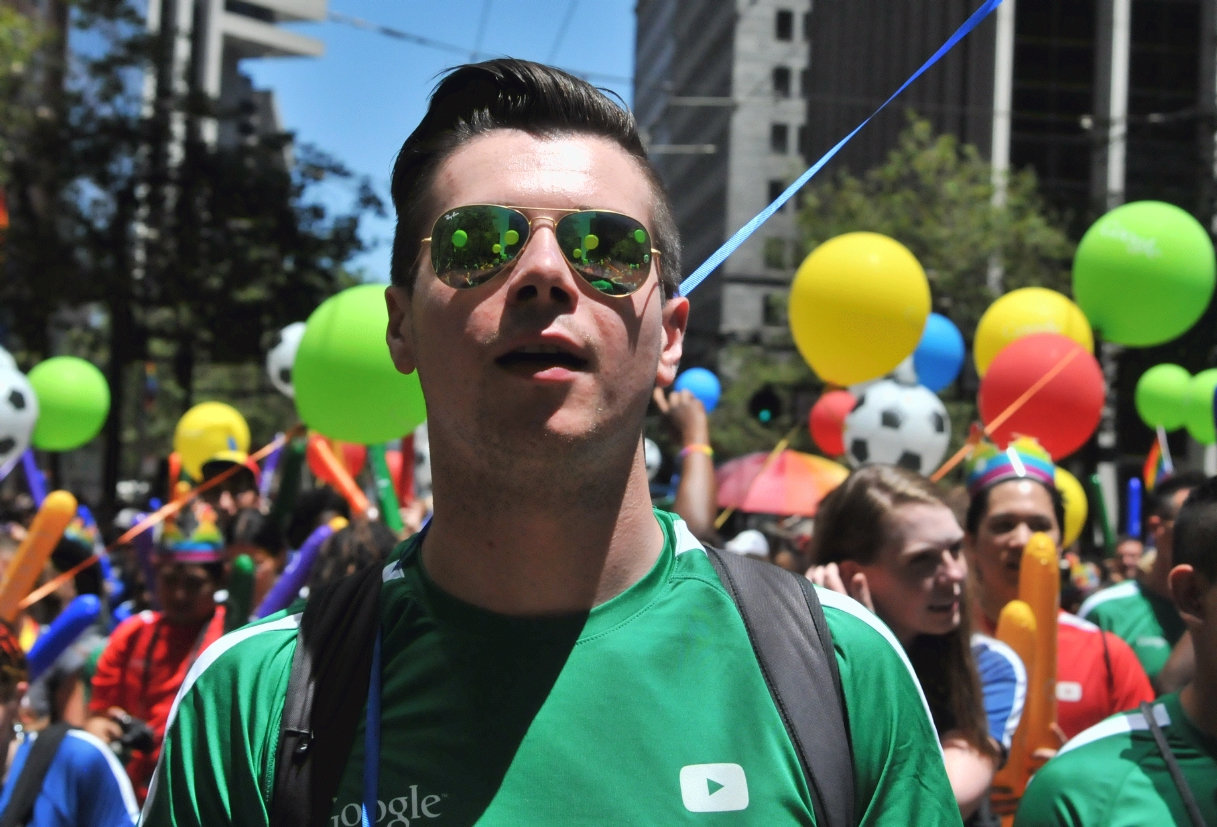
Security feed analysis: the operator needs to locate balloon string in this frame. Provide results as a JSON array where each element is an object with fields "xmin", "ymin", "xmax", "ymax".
[
  {"xmin": 17, "ymin": 427, "xmax": 300, "ymax": 612},
  {"xmin": 929, "ymin": 347, "xmax": 1081, "ymax": 483},
  {"xmin": 714, "ymin": 423, "xmax": 802, "ymax": 530}
]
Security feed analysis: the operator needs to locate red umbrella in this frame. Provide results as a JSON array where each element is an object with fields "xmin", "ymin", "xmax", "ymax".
[{"xmin": 716, "ymin": 450, "xmax": 849, "ymax": 517}]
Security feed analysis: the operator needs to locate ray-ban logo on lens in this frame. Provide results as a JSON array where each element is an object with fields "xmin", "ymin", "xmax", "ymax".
[{"xmin": 680, "ymin": 763, "xmax": 749, "ymax": 812}]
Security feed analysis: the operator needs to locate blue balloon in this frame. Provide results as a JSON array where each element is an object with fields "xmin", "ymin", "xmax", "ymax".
[
  {"xmin": 913, "ymin": 313, "xmax": 965, "ymax": 393},
  {"xmin": 28, "ymin": 594, "xmax": 101, "ymax": 681},
  {"xmin": 673, "ymin": 367, "xmax": 722, "ymax": 413}
]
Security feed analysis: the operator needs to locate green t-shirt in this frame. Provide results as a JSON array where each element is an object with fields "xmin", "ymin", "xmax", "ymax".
[
  {"xmin": 142, "ymin": 511, "xmax": 960, "ymax": 826},
  {"xmin": 1078, "ymin": 580, "xmax": 1185, "ymax": 680},
  {"xmin": 1015, "ymin": 692, "xmax": 1216, "ymax": 826}
]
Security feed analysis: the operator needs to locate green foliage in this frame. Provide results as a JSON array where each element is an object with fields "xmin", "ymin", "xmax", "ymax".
[
  {"xmin": 797, "ymin": 114, "xmax": 1075, "ymax": 338},
  {"xmin": 0, "ymin": 6, "xmax": 41, "ymax": 189},
  {"xmin": 706, "ymin": 116, "xmax": 1075, "ymax": 465},
  {"xmin": 0, "ymin": 0, "xmax": 381, "ymax": 507}
]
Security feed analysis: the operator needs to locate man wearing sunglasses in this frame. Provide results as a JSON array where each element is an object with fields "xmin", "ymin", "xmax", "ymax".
[{"xmin": 146, "ymin": 59, "xmax": 958, "ymax": 826}]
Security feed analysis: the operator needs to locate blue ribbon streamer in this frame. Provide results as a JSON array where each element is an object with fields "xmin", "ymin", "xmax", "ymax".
[
  {"xmin": 679, "ymin": 0, "xmax": 1005, "ymax": 298},
  {"xmin": 362, "ymin": 631, "xmax": 382, "ymax": 827}
]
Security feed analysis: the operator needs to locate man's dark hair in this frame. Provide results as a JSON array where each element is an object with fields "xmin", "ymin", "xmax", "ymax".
[
  {"xmin": 224, "ymin": 507, "xmax": 286, "ymax": 556},
  {"xmin": 389, "ymin": 58, "xmax": 681, "ymax": 297},
  {"xmin": 965, "ymin": 481, "xmax": 1066, "ymax": 538},
  {"xmin": 1148, "ymin": 471, "xmax": 1206, "ymax": 521},
  {"xmin": 1173, "ymin": 476, "xmax": 1217, "ymax": 579}
]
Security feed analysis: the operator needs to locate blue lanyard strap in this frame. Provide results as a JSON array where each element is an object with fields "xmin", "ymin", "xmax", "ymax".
[
  {"xmin": 362, "ymin": 631, "xmax": 382, "ymax": 827},
  {"xmin": 678, "ymin": 0, "xmax": 1004, "ymax": 298}
]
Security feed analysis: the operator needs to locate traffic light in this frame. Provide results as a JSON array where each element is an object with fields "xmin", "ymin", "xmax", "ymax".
[{"xmin": 748, "ymin": 385, "xmax": 783, "ymax": 424}]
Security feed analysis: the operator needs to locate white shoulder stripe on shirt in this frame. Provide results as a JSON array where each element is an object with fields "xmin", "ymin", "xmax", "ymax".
[
  {"xmin": 1058, "ymin": 701, "xmax": 1170, "ymax": 756},
  {"xmin": 141, "ymin": 613, "xmax": 302, "ymax": 825},
  {"xmin": 66, "ymin": 729, "xmax": 142, "ymax": 819},
  {"xmin": 1078, "ymin": 580, "xmax": 1139, "ymax": 619},
  {"xmin": 674, "ymin": 519, "xmax": 940, "ymax": 751},
  {"xmin": 971, "ymin": 633, "xmax": 1028, "ymax": 748},
  {"xmin": 1057, "ymin": 612, "xmax": 1101, "ymax": 633},
  {"xmin": 815, "ymin": 587, "xmax": 942, "ymax": 752}
]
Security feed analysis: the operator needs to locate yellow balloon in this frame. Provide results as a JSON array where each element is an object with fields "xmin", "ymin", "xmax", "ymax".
[
  {"xmin": 173, "ymin": 402, "xmax": 251, "ymax": 480},
  {"xmin": 1055, "ymin": 467, "xmax": 1088, "ymax": 548},
  {"xmin": 788, "ymin": 232, "xmax": 931, "ymax": 385},
  {"xmin": 974, "ymin": 288, "xmax": 1093, "ymax": 376}
]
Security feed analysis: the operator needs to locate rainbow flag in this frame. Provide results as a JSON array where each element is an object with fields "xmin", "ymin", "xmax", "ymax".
[{"xmin": 1144, "ymin": 440, "xmax": 1171, "ymax": 491}]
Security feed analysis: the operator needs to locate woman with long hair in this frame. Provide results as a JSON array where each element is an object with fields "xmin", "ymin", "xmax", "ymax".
[{"xmin": 809, "ymin": 465, "xmax": 1024, "ymax": 822}]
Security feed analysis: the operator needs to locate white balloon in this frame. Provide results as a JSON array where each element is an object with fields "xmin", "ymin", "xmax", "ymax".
[
  {"xmin": 843, "ymin": 379, "xmax": 950, "ymax": 475},
  {"xmin": 0, "ymin": 347, "xmax": 15, "ymax": 372},
  {"xmin": 0, "ymin": 368, "xmax": 39, "ymax": 470},
  {"xmin": 644, "ymin": 437, "xmax": 662, "ymax": 481},
  {"xmin": 266, "ymin": 322, "xmax": 307, "ymax": 398}
]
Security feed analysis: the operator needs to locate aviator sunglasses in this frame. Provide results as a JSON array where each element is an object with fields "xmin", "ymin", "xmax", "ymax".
[{"xmin": 423, "ymin": 204, "xmax": 660, "ymax": 297}]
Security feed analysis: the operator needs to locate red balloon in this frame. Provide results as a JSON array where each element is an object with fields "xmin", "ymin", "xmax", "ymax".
[
  {"xmin": 809, "ymin": 390, "xmax": 855, "ymax": 457},
  {"xmin": 307, "ymin": 436, "xmax": 367, "ymax": 486},
  {"xmin": 383, "ymin": 449, "xmax": 410, "ymax": 502},
  {"xmin": 978, "ymin": 333, "xmax": 1104, "ymax": 460}
]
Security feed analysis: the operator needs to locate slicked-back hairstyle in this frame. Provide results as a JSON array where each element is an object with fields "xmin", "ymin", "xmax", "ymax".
[
  {"xmin": 389, "ymin": 59, "xmax": 681, "ymax": 298},
  {"xmin": 1173, "ymin": 476, "xmax": 1217, "ymax": 579}
]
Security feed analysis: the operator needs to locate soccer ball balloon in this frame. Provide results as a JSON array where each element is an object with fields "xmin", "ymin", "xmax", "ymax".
[
  {"xmin": 644, "ymin": 438, "xmax": 662, "ymax": 480},
  {"xmin": 844, "ymin": 380, "xmax": 950, "ymax": 475},
  {"xmin": 266, "ymin": 322, "xmax": 307, "ymax": 398},
  {"xmin": 0, "ymin": 346, "xmax": 15, "ymax": 372},
  {"xmin": 0, "ymin": 369, "xmax": 39, "ymax": 469}
]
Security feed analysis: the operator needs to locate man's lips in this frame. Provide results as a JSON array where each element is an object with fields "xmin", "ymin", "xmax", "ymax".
[{"xmin": 494, "ymin": 342, "xmax": 590, "ymax": 378}]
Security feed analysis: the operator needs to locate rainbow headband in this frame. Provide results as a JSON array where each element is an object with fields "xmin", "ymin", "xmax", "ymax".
[{"xmin": 965, "ymin": 437, "xmax": 1056, "ymax": 498}]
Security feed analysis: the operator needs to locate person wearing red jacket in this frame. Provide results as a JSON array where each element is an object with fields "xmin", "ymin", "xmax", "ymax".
[
  {"xmin": 84, "ymin": 504, "xmax": 227, "ymax": 803},
  {"xmin": 963, "ymin": 439, "xmax": 1154, "ymax": 740}
]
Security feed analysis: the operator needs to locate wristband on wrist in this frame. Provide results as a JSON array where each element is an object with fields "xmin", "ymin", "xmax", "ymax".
[{"xmin": 679, "ymin": 443, "xmax": 714, "ymax": 460}]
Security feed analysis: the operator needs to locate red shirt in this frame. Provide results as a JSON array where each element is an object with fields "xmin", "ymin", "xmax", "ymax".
[
  {"xmin": 1054, "ymin": 610, "xmax": 1154, "ymax": 738},
  {"xmin": 980, "ymin": 609, "xmax": 1154, "ymax": 740},
  {"xmin": 89, "ymin": 607, "xmax": 226, "ymax": 802}
]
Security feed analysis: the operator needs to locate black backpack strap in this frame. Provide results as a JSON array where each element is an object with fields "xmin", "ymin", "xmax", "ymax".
[
  {"xmin": 0, "ymin": 722, "xmax": 72, "ymax": 827},
  {"xmin": 271, "ymin": 561, "xmax": 384, "ymax": 827},
  {"xmin": 706, "ymin": 548, "xmax": 855, "ymax": 827},
  {"xmin": 1139, "ymin": 702, "xmax": 1208, "ymax": 827}
]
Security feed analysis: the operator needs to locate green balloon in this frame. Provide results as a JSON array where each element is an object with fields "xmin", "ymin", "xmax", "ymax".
[
  {"xmin": 1135, "ymin": 364, "xmax": 1191, "ymax": 430},
  {"xmin": 1184, "ymin": 369, "xmax": 1217, "ymax": 445},
  {"xmin": 293, "ymin": 284, "xmax": 427, "ymax": 444},
  {"xmin": 27, "ymin": 356, "xmax": 110, "ymax": 451},
  {"xmin": 1073, "ymin": 201, "xmax": 1216, "ymax": 346}
]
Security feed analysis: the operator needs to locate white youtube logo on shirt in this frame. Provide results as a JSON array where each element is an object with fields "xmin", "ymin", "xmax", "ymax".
[{"xmin": 679, "ymin": 763, "xmax": 749, "ymax": 812}]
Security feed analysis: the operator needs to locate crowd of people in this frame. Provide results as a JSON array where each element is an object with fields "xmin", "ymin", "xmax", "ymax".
[{"xmin": 0, "ymin": 57, "xmax": 1212, "ymax": 827}]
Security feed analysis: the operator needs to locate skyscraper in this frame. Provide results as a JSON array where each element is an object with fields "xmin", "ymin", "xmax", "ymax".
[{"xmin": 635, "ymin": 0, "xmax": 813, "ymax": 365}]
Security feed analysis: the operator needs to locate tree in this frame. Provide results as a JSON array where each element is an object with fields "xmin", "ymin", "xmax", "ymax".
[
  {"xmin": 797, "ymin": 114, "xmax": 1075, "ymax": 339},
  {"xmin": 707, "ymin": 115, "xmax": 1075, "ymax": 462},
  {"xmin": 0, "ymin": 0, "xmax": 381, "ymax": 511}
]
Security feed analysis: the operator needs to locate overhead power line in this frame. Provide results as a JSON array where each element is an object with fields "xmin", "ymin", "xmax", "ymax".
[
  {"xmin": 547, "ymin": 0, "xmax": 579, "ymax": 62},
  {"xmin": 327, "ymin": 11, "xmax": 632, "ymax": 86}
]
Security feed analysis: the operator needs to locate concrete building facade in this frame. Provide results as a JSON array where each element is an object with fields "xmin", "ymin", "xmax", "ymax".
[
  {"xmin": 147, "ymin": 0, "xmax": 325, "ymax": 153},
  {"xmin": 635, "ymin": 0, "xmax": 812, "ymax": 366}
]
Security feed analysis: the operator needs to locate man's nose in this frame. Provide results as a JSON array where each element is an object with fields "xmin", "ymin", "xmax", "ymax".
[
  {"xmin": 1009, "ymin": 522, "xmax": 1033, "ymax": 549},
  {"xmin": 503, "ymin": 224, "xmax": 580, "ymax": 307}
]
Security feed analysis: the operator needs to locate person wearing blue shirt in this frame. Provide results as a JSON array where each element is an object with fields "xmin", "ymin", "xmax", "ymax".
[{"xmin": 0, "ymin": 624, "xmax": 137, "ymax": 827}]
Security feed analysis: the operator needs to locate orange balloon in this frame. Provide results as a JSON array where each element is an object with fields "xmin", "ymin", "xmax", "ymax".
[{"xmin": 0, "ymin": 491, "xmax": 77, "ymax": 622}]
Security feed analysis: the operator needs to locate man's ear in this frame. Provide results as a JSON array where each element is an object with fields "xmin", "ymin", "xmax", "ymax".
[
  {"xmin": 655, "ymin": 295, "xmax": 689, "ymax": 388},
  {"xmin": 1147, "ymin": 514, "xmax": 1163, "ymax": 536},
  {"xmin": 385, "ymin": 285, "xmax": 417, "ymax": 375},
  {"xmin": 1169, "ymin": 564, "xmax": 1209, "ymax": 624}
]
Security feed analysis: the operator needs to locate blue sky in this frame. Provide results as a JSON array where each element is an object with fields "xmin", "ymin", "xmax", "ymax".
[{"xmin": 243, "ymin": 1, "xmax": 636, "ymax": 282}]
